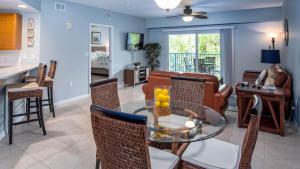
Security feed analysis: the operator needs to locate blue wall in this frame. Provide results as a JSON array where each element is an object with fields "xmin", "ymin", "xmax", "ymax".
[
  {"xmin": 39, "ymin": 0, "xmax": 147, "ymax": 102},
  {"xmin": 282, "ymin": 0, "xmax": 300, "ymax": 125}
]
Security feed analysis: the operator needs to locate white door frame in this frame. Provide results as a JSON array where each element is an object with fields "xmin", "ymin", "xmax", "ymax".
[{"xmin": 88, "ymin": 23, "xmax": 113, "ymax": 93}]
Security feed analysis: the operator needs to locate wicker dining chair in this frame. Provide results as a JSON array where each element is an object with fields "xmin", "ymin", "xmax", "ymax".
[
  {"xmin": 90, "ymin": 78, "xmax": 120, "ymax": 110},
  {"xmin": 150, "ymin": 77, "xmax": 206, "ymax": 153},
  {"xmin": 181, "ymin": 95, "xmax": 262, "ymax": 169},
  {"xmin": 90, "ymin": 104, "xmax": 179, "ymax": 169},
  {"xmin": 170, "ymin": 76, "xmax": 205, "ymax": 117},
  {"xmin": 89, "ymin": 78, "xmax": 121, "ymax": 168}
]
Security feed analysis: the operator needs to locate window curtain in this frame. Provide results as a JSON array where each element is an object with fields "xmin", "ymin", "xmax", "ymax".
[{"xmin": 220, "ymin": 29, "xmax": 234, "ymax": 84}]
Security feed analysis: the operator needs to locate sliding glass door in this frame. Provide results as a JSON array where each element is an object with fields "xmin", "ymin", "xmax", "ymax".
[
  {"xmin": 168, "ymin": 34, "xmax": 196, "ymax": 72},
  {"xmin": 168, "ymin": 32, "xmax": 221, "ymax": 77}
]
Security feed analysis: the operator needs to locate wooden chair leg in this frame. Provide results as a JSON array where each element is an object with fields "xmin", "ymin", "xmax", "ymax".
[
  {"xmin": 35, "ymin": 98, "xmax": 42, "ymax": 128},
  {"xmin": 95, "ymin": 158, "xmax": 100, "ymax": 169},
  {"xmin": 49, "ymin": 87, "xmax": 55, "ymax": 117},
  {"xmin": 26, "ymin": 98, "xmax": 30, "ymax": 120},
  {"xmin": 38, "ymin": 98, "xmax": 46, "ymax": 135},
  {"xmin": 8, "ymin": 101, "xmax": 13, "ymax": 144}
]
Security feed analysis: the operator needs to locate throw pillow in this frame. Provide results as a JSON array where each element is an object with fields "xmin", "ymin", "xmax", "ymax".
[
  {"xmin": 264, "ymin": 68, "xmax": 276, "ymax": 86},
  {"xmin": 255, "ymin": 69, "xmax": 267, "ymax": 85}
]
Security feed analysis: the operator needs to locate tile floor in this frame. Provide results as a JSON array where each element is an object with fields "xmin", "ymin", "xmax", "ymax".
[{"xmin": 0, "ymin": 85, "xmax": 299, "ymax": 169}]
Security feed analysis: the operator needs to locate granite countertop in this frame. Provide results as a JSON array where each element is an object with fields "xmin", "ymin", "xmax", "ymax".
[{"xmin": 0, "ymin": 64, "xmax": 39, "ymax": 80}]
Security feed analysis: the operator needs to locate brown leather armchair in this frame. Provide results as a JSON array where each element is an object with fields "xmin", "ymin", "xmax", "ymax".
[{"xmin": 142, "ymin": 71, "xmax": 233, "ymax": 116}]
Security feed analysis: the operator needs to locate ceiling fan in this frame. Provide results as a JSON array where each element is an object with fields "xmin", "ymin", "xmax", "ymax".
[{"xmin": 167, "ymin": 6, "xmax": 208, "ymax": 22}]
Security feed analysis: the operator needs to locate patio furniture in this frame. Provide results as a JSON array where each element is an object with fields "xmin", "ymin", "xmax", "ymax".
[
  {"xmin": 181, "ymin": 95, "xmax": 262, "ymax": 169},
  {"xmin": 6, "ymin": 64, "xmax": 47, "ymax": 144},
  {"xmin": 25, "ymin": 60, "xmax": 57, "ymax": 117},
  {"xmin": 130, "ymin": 100, "xmax": 226, "ymax": 154},
  {"xmin": 184, "ymin": 57, "xmax": 195, "ymax": 72},
  {"xmin": 205, "ymin": 57, "xmax": 216, "ymax": 74},
  {"xmin": 197, "ymin": 58, "xmax": 206, "ymax": 73},
  {"xmin": 90, "ymin": 104, "xmax": 180, "ymax": 169},
  {"xmin": 142, "ymin": 71, "xmax": 233, "ymax": 115}
]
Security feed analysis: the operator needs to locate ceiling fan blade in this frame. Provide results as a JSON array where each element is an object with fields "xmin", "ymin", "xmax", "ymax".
[
  {"xmin": 191, "ymin": 12, "xmax": 207, "ymax": 15},
  {"xmin": 193, "ymin": 15, "xmax": 208, "ymax": 19},
  {"xmin": 166, "ymin": 14, "xmax": 183, "ymax": 18}
]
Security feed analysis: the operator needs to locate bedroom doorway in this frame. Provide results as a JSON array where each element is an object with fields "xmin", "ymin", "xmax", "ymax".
[{"xmin": 89, "ymin": 24, "xmax": 112, "ymax": 84}]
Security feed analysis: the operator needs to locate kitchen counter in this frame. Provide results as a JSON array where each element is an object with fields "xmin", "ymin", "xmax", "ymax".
[
  {"xmin": 0, "ymin": 64, "xmax": 39, "ymax": 80},
  {"xmin": 0, "ymin": 64, "xmax": 39, "ymax": 138}
]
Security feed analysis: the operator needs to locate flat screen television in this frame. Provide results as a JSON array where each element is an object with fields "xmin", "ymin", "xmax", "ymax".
[{"xmin": 126, "ymin": 32, "xmax": 144, "ymax": 51}]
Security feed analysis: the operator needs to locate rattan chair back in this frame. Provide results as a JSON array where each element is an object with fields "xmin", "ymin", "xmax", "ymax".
[
  {"xmin": 170, "ymin": 76, "xmax": 205, "ymax": 117},
  {"xmin": 36, "ymin": 64, "xmax": 47, "ymax": 86},
  {"xmin": 239, "ymin": 95, "xmax": 262, "ymax": 169},
  {"xmin": 90, "ymin": 105, "xmax": 151, "ymax": 169},
  {"xmin": 48, "ymin": 60, "xmax": 57, "ymax": 79},
  {"xmin": 90, "ymin": 78, "xmax": 120, "ymax": 110}
]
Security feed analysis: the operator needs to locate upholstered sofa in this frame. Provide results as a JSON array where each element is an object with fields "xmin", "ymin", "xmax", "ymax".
[
  {"xmin": 241, "ymin": 65, "xmax": 293, "ymax": 117},
  {"xmin": 142, "ymin": 71, "xmax": 233, "ymax": 116}
]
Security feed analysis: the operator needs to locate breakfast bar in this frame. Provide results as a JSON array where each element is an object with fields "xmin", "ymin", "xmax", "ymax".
[{"xmin": 0, "ymin": 64, "xmax": 38, "ymax": 138}]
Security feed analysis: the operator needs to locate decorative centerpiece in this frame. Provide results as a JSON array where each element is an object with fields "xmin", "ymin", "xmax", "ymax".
[{"xmin": 154, "ymin": 87, "xmax": 171, "ymax": 116}]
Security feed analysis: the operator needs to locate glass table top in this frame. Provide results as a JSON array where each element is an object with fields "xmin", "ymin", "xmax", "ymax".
[{"xmin": 121, "ymin": 100, "xmax": 226, "ymax": 143}]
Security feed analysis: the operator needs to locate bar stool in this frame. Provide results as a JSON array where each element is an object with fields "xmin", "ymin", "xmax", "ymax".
[
  {"xmin": 25, "ymin": 60, "xmax": 57, "ymax": 117},
  {"xmin": 6, "ymin": 64, "xmax": 47, "ymax": 144}
]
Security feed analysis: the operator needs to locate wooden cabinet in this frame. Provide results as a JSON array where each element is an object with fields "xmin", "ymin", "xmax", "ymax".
[
  {"xmin": 0, "ymin": 13, "xmax": 22, "ymax": 50},
  {"xmin": 124, "ymin": 67, "xmax": 150, "ymax": 87}
]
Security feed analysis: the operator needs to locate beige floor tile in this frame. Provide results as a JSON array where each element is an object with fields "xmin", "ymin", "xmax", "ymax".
[
  {"xmin": 48, "ymin": 126, "xmax": 91, "ymax": 146},
  {"xmin": 42, "ymin": 146, "xmax": 89, "ymax": 169},
  {"xmin": 0, "ymin": 150, "xmax": 38, "ymax": 169},
  {"xmin": 0, "ymin": 142, "xmax": 20, "ymax": 160},
  {"xmin": 16, "ymin": 136, "xmax": 69, "ymax": 161},
  {"xmin": 26, "ymin": 162, "xmax": 49, "ymax": 169}
]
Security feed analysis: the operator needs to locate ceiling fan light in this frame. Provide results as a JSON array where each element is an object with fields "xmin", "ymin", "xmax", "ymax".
[
  {"xmin": 154, "ymin": 0, "xmax": 181, "ymax": 11},
  {"xmin": 182, "ymin": 15, "xmax": 193, "ymax": 22}
]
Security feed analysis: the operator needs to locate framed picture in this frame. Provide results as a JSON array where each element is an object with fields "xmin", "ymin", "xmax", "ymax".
[
  {"xmin": 284, "ymin": 19, "xmax": 289, "ymax": 47},
  {"xmin": 27, "ymin": 37, "xmax": 34, "ymax": 47},
  {"xmin": 91, "ymin": 32, "xmax": 101, "ymax": 44},
  {"xmin": 28, "ymin": 18, "xmax": 34, "ymax": 29},
  {"xmin": 27, "ymin": 29, "xmax": 34, "ymax": 38}
]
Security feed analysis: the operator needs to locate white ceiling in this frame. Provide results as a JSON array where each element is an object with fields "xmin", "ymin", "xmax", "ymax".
[
  {"xmin": 66, "ymin": 0, "xmax": 284, "ymax": 18},
  {"xmin": 0, "ymin": 0, "xmax": 37, "ymax": 13}
]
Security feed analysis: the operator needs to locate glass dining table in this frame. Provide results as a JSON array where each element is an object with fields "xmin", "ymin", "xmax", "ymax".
[{"xmin": 121, "ymin": 100, "xmax": 226, "ymax": 153}]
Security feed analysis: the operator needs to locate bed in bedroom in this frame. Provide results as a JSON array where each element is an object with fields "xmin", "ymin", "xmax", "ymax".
[{"xmin": 91, "ymin": 46, "xmax": 109, "ymax": 77}]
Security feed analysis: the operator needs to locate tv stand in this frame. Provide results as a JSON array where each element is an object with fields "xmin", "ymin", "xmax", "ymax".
[{"xmin": 124, "ymin": 67, "xmax": 150, "ymax": 87}]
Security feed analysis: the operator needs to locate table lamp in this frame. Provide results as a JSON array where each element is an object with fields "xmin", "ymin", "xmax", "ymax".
[
  {"xmin": 261, "ymin": 49, "xmax": 280, "ymax": 66},
  {"xmin": 267, "ymin": 33, "xmax": 278, "ymax": 49}
]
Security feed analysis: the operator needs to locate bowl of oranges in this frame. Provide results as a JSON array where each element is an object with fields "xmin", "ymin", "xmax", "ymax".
[{"xmin": 154, "ymin": 87, "xmax": 171, "ymax": 116}]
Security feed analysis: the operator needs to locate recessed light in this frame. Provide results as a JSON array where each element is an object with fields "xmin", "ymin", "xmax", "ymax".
[{"xmin": 18, "ymin": 5, "xmax": 28, "ymax": 8}]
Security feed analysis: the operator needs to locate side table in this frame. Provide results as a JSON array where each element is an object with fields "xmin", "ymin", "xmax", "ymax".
[{"xmin": 236, "ymin": 83, "xmax": 285, "ymax": 136}]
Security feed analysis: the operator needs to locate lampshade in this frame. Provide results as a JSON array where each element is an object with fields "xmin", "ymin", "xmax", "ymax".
[
  {"xmin": 182, "ymin": 15, "xmax": 193, "ymax": 22},
  {"xmin": 261, "ymin": 49, "xmax": 280, "ymax": 64},
  {"xmin": 154, "ymin": 0, "xmax": 181, "ymax": 11}
]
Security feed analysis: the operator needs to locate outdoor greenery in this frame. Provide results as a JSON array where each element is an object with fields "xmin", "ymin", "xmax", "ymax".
[
  {"xmin": 168, "ymin": 33, "xmax": 221, "ymax": 75},
  {"xmin": 144, "ymin": 43, "xmax": 161, "ymax": 70},
  {"xmin": 169, "ymin": 34, "xmax": 220, "ymax": 54}
]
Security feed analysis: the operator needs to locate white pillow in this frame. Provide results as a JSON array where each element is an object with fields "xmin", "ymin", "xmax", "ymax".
[{"xmin": 255, "ymin": 69, "xmax": 267, "ymax": 85}]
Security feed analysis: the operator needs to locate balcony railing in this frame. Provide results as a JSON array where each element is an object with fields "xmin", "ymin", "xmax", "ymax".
[{"xmin": 169, "ymin": 53, "xmax": 221, "ymax": 75}]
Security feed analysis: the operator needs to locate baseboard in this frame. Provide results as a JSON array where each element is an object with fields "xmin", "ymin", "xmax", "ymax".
[{"xmin": 54, "ymin": 93, "xmax": 89, "ymax": 107}]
